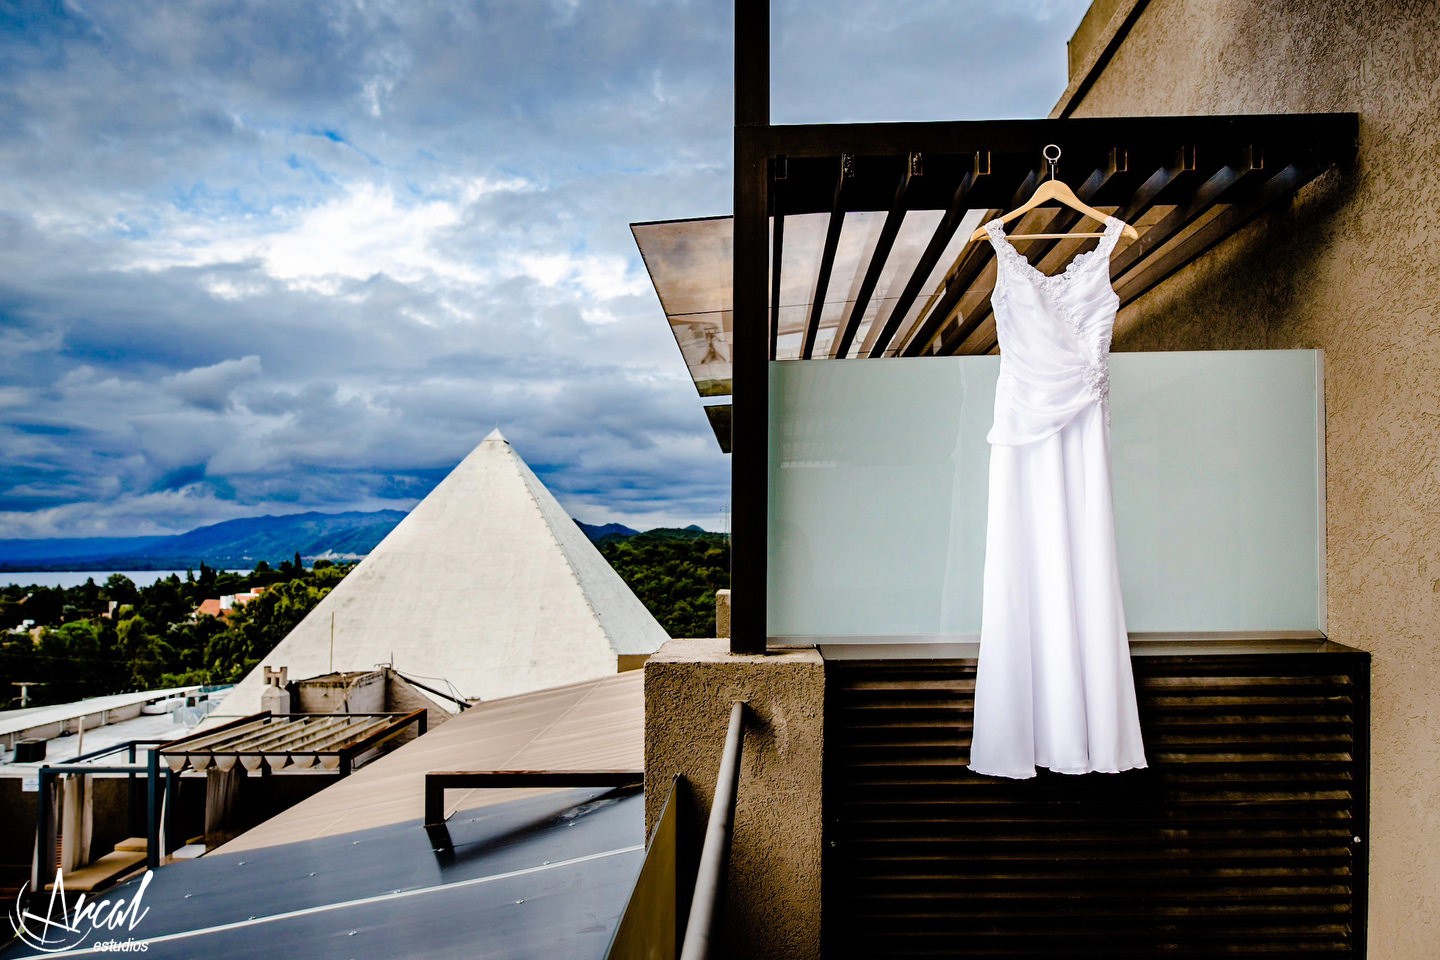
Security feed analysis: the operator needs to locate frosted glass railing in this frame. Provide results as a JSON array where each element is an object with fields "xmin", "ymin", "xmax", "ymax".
[{"xmin": 767, "ymin": 351, "xmax": 1325, "ymax": 641}]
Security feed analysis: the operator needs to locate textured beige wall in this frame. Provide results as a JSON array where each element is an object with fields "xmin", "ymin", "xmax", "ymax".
[
  {"xmin": 1066, "ymin": 0, "xmax": 1131, "ymax": 77},
  {"xmin": 1063, "ymin": 2, "xmax": 1440, "ymax": 954},
  {"xmin": 644, "ymin": 639, "xmax": 823, "ymax": 960}
]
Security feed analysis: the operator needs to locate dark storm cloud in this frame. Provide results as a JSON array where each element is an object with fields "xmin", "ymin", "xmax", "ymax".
[{"xmin": 0, "ymin": 0, "xmax": 1088, "ymax": 537}]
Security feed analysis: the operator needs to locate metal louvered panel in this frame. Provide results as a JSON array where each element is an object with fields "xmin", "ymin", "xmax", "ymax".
[{"xmin": 824, "ymin": 647, "xmax": 1369, "ymax": 959}]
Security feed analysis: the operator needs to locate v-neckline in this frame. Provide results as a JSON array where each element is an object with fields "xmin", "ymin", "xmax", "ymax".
[{"xmin": 988, "ymin": 217, "xmax": 1119, "ymax": 287}]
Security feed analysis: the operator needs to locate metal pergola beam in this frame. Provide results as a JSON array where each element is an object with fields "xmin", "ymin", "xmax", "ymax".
[
  {"xmin": 899, "ymin": 225, "xmax": 996, "ymax": 357},
  {"xmin": 745, "ymin": 113, "xmax": 1355, "ymax": 169},
  {"xmin": 895, "ymin": 162, "xmax": 1043, "ymax": 356},
  {"xmin": 423, "ymin": 769, "xmax": 643, "ymax": 833}
]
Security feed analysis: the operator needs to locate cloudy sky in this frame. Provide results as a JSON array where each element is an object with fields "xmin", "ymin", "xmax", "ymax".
[{"xmin": 0, "ymin": 0, "xmax": 1090, "ymax": 538}]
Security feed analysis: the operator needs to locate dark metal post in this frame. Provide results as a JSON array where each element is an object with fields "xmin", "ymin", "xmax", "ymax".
[
  {"xmin": 678, "ymin": 702, "xmax": 746, "ymax": 960},
  {"xmin": 163, "ymin": 768, "xmax": 177, "ymax": 854},
  {"xmin": 127, "ymin": 742, "xmax": 141, "ymax": 838},
  {"xmin": 734, "ymin": 0, "xmax": 768, "ymax": 129},
  {"xmin": 731, "ymin": 0, "xmax": 770, "ymax": 654},
  {"xmin": 146, "ymin": 747, "xmax": 160, "ymax": 870},
  {"xmin": 32, "ymin": 767, "xmax": 52, "ymax": 892}
]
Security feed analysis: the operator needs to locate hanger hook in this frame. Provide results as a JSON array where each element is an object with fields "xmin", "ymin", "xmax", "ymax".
[{"xmin": 1043, "ymin": 143, "xmax": 1061, "ymax": 181}]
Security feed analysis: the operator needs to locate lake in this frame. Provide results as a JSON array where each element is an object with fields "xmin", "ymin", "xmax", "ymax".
[{"xmin": 1, "ymin": 570, "xmax": 250, "ymax": 589}]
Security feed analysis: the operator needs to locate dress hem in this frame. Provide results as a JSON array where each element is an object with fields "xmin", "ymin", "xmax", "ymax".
[
  {"xmin": 967, "ymin": 761, "xmax": 1149, "ymax": 780},
  {"xmin": 966, "ymin": 764, "xmax": 1037, "ymax": 780}
]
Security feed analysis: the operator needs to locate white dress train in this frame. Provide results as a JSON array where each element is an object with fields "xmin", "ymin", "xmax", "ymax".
[{"xmin": 967, "ymin": 215, "xmax": 1148, "ymax": 780}]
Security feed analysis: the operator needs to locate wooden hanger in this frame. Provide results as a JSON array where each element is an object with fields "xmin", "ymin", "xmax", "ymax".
[{"xmin": 968, "ymin": 144, "xmax": 1139, "ymax": 242}]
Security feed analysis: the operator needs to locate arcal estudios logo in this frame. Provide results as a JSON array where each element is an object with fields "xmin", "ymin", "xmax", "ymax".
[{"xmin": 9, "ymin": 868, "xmax": 152, "ymax": 953}]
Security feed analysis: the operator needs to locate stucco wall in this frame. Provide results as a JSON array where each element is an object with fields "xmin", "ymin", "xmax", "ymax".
[
  {"xmin": 296, "ymin": 670, "xmax": 386, "ymax": 714},
  {"xmin": 644, "ymin": 639, "xmax": 824, "ymax": 960},
  {"xmin": 1062, "ymin": 2, "xmax": 1440, "ymax": 954}
]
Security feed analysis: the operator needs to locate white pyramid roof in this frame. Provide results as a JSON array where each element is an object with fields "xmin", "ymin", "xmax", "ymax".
[{"xmin": 218, "ymin": 430, "xmax": 669, "ymax": 717}]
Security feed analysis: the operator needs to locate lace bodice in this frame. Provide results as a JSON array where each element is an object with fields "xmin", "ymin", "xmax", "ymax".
[{"xmin": 981, "ymin": 216, "xmax": 1124, "ymax": 445}]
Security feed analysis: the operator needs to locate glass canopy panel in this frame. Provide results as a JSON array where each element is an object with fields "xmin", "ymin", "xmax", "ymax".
[
  {"xmin": 632, "ymin": 217, "xmax": 733, "ymax": 395},
  {"xmin": 776, "ymin": 212, "xmax": 828, "ymax": 320},
  {"xmin": 774, "ymin": 304, "xmax": 809, "ymax": 344},
  {"xmin": 66, "ymin": 789, "xmax": 644, "ymax": 958},
  {"xmin": 671, "ymin": 311, "xmax": 732, "ymax": 396},
  {"xmin": 767, "ymin": 350, "xmax": 1325, "ymax": 640}
]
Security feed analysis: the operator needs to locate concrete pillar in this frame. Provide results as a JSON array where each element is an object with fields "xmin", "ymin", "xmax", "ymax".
[
  {"xmin": 644, "ymin": 638, "xmax": 823, "ymax": 960},
  {"xmin": 715, "ymin": 589, "xmax": 731, "ymax": 639},
  {"xmin": 260, "ymin": 683, "xmax": 293, "ymax": 715}
]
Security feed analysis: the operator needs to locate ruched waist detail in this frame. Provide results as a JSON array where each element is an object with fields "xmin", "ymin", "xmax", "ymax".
[{"xmin": 987, "ymin": 362, "xmax": 1110, "ymax": 446}]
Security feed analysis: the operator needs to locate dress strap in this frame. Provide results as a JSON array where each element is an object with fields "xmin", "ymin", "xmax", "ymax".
[
  {"xmin": 982, "ymin": 218, "xmax": 1007, "ymax": 249},
  {"xmin": 1095, "ymin": 216, "xmax": 1126, "ymax": 258},
  {"xmin": 983, "ymin": 219, "xmax": 1021, "ymax": 273}
]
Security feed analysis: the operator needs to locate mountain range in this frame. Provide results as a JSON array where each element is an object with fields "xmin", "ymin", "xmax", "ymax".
[{"xmin": 0, "ymin": 512, "xmax": 708, "ymax": 571}]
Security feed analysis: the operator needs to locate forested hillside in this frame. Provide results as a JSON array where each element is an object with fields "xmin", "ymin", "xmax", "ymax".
[
  {"xmin": 596, "ymin": 528, "xmax": 730, "ymax": 638},
  {"xmin": 0, "ymin": 528, "xmax": 731, "ymax": 709}
]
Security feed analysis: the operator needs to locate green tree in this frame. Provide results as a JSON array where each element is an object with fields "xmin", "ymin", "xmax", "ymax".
[
  {"xmin": 204, "ymin": 573, "xmax": 339, "ymax": 682},
  {"xmin": 33, "ymin": 619, "xmax": 118, "ymax": 702},
  {"xmin": 597, "ymin": 530, "xmax": 730, "ymax": 638},
  {"xmin": 102, "ymin": 574, "xmax": 140, "ymax": 608},
  {"xmin": 115, "ymin": 611, "xmax": 172, "ymax": 689}
]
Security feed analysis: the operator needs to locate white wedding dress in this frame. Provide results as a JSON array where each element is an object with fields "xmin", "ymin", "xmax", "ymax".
[{"xmin": 967, "ymin": 215, "xmax": 1147, "ymax": 780}]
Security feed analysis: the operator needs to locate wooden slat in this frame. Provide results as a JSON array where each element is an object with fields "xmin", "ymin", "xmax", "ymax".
[
  {"xmin": 768, "ymin": 173, "xmax": 784, "ymax": 361},
  {"xmin": 832, "ymin": 160, "xmax": 914, "ymax": 359},
  {"xmin": 864, "ymin": 163, "xmax": 984, "ymax": 357},
  {"xmin": 823, "ymin": 650, "xmax": 1368, "ymax": 959},
  {"xmin": 803, "ymin": 158, "xmax": 850, "ymax": 359}
]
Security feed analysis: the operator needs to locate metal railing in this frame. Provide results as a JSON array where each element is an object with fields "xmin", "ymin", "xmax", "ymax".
[
  {"xmin": 679, "ymin": 701, "xmax": 746, "ymax": 960},
  {"xmin": 605, "ymin": 700, "xmax": 746, "ymax": 960}
]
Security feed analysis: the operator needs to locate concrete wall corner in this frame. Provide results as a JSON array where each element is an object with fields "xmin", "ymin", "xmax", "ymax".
[{"xmin": 643, "ymin": 638, "xmax": 824, "ymax": 960}]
